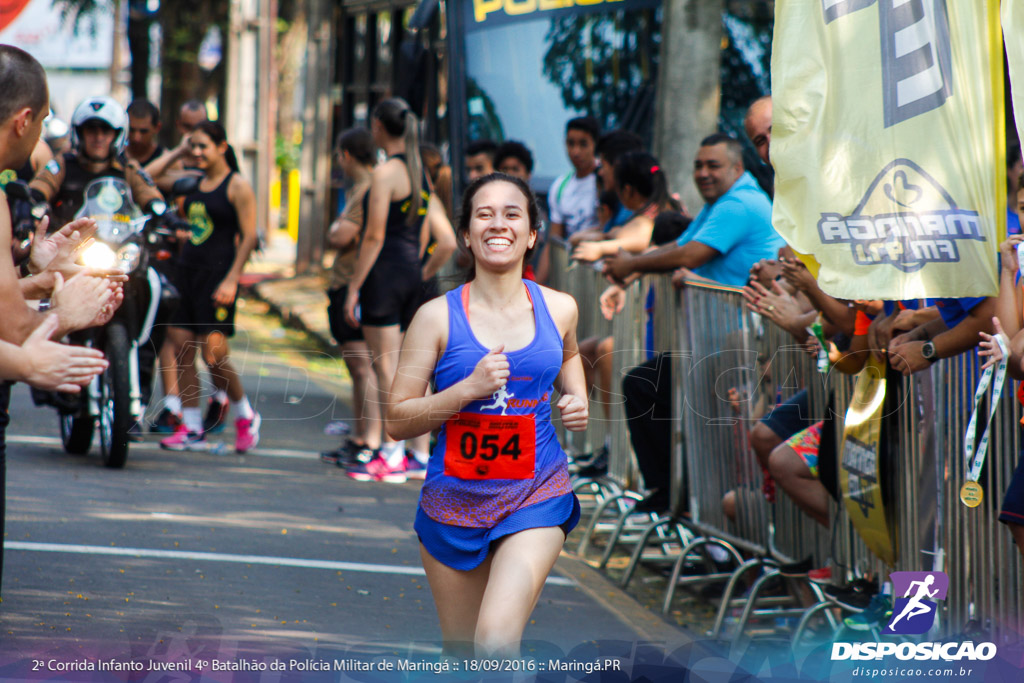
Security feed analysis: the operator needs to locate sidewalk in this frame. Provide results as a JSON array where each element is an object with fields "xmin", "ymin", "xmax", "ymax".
[{"xmin": 241, "ymin": 229, "xmax": 337, "ymax": 353}]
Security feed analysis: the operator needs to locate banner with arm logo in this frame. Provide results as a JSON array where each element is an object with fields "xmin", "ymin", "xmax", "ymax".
[
  {"xmin": 771, "ymin": 0, "xmax": 1004, "ymax": 299},
  {"xmin": 1006, "ymin": 1, "xmax": 1024, "ymax": 151}
]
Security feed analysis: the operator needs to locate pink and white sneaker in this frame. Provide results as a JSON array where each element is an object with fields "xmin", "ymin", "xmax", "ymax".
[
  {"xmin": 235, "ymin": 412, "xmax": 261, "ymax": 453},
  {"xmin": 404, "ymin": 453, "xmax": 428, "ymax": 480},
  {"xmin": 347, "ymin": 454, "xmax": 407, "ymax": 483},
  {"xmin": 160, "ymin": 423, "xmax": 210, "ymax": 451}
]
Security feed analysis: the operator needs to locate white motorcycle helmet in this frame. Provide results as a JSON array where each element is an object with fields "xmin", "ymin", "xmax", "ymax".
[{"xmin": 70, "ymin": 96, "xmax": 128, "ymax": 158}]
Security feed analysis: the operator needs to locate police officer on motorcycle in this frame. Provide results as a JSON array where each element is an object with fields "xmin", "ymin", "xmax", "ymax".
[
  {"xmin": 30, "ymin": 96, "xmax": 176, "ymax": 448},
  {"xmin": 30, "ymin": 96, "xmax": 165, "ymax": 227}
]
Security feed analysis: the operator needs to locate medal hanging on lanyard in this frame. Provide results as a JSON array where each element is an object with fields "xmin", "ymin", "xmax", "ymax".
[{"xmin": 961, "ymin": 334, "xmax": 1008, "ymax": 508}]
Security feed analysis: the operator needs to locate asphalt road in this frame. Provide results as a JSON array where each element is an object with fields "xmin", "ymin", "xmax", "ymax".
[{"xmin": 0, "ymin": 300, "xmax": 689, "ymax": 682}]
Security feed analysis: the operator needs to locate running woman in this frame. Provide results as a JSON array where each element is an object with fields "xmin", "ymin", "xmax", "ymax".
[
  {"xmin": 342, "ymin": 98, "xmax": 454, "ymax": 482},
  {"xmin": 387, "ymin": 173, "xmax": 588, "ymax": 657},
  {"xmin": 160, "ymin": 121, "xmax": 261, "ymax": 453}
]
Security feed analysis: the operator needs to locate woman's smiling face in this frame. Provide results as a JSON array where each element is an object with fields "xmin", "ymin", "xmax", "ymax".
[{"xmin": 465, "ymin": 180, "xmax": 536, "ymax": 273}]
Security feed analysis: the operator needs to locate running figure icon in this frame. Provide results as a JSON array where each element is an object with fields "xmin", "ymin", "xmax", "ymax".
[
  {"xmin": 887, "ymin": 574, "xmax": 939, "ymax": 630},
  {"xmin": 481, "ymin": 384, "xmax": 514, "ymax": 415}
]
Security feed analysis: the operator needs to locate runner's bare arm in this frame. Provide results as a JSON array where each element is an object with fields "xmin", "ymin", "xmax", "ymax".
[
  {"xmin": 0, "ymin": 192, "xmax": 48, "ymax": 343},
  {"xmin": 29, "ymin": 156, "xmax": 65, "ymax": 204},
  {"xmin": 348, "ymin": 162, "xmax": 399, "ymax": 294},
  {"xmin": 420, "ymin": 195, "xmax": 456, "ymax": 281},
  {"xmin": 327, "ymin": 216, "xmax": 360, "ymax": 250},
  {"xmin": 545, "ymin": 288, "xmax": 588, "ymax": 431},
  {"xmin": 387, "ymin": 297, "xmax": 499, "ymax": 440},
  {"xmin": 572, "ymin": 215, "xmax": 653, "ymax": 261},
  {"xmin": 538, "ymin": 287, "xmax": 586, "ymax": 417}
]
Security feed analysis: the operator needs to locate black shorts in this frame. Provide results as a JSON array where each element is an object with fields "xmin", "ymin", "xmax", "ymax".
[
  {"xmin": 418, "ymin": 276, "xmax": 440, "ymax": 308},
  {"xmin": 170, "ymin": 265, "xmax": 236, "ymax": 336},
  {"xmin": 327, "ymin": 285, "xmax": 363, "ymax": 344},
  {"xmin": 360, "ymin": 260, "xmax": 422, "ymax": 329},
  {"xmin": 759, "ymin": 388, "xmax": 816, "ymax": 440}
]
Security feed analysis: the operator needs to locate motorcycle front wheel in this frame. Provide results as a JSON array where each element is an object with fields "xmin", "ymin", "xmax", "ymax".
[
  {"xmin": 98, "ymin": 322, "xmax": 132, "ymax": 468},
  {"xmin": 59, "ymin": 410, "xmax": 93, "ymax": 455}
]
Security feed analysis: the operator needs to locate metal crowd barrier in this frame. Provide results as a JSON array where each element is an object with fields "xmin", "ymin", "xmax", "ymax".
[
  {"xmin": 548, "ymin": 260, "xmax": 1023, "ymax": 645},
  {"xmin": 547, "ymin": 241, "xmax": 673, "ymax": 563}
]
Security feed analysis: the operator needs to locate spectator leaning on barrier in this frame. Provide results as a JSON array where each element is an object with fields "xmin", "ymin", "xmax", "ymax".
[
  {"xmin": 597, "ymin": 132, "xmax": 783, "ymax": 514},
  {"xmin": 603, "ymin": 133, "xmax": 782, "ymax": 286},
  {"xmin": 886, "ymin": 297, "xmax": 994, "ymax": 376},
  {"xmin": 569, "ymin": 129, "xmax": 646, "ymax": 245},
  {"xmin": 548, "ymin": 116, "xmax": 601, "ymax": 240}
]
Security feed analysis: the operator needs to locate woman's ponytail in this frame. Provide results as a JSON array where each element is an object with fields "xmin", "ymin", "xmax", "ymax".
[
  {"xmin": 403, "ymin": 109, "xmax": 423, "ymax": 226},
  {"xmin": 372, "ymin": 97, "xmax": 425, "ymax": 226}
]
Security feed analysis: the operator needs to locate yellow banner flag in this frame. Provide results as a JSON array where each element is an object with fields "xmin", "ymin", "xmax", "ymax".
[
  {"xmin": 771, "ymin": 0, "xmax": 1004, "ymax": 299},
  {"xmin": 1006, "ymin": 1, "xmax": 1024, "ymax": 152}
]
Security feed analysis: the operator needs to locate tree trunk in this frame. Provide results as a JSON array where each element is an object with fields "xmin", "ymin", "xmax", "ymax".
[{"xmin": 653, "ymin": 0, "xmax": 724, "ymax": 216}]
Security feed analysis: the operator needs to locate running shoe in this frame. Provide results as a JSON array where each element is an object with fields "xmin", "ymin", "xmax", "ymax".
[
  {"xmin": 235, "ymin": 412, "xmax": 261, "ymax": 453},
  {"xmin": 321, "ymin": 439, "xmax": 369, "ymax": 465},
  {"xmin": 574, "ymin": 451, "xmax": 608, "ymax": 478},
  {"xmin": 404, "ymin": 453, "xmax": 428, "ymax": 480},
  {"xmin": 347, "ymin": 454, "xmax": 407, "ymax": 483},
  {"xmin": 844, "ymin": 594, "xmax": 892, "ymax": 630},
  {"xmin": 569, "ymin": 445, "xmax": 608, "ymax": 473},
  {"xmin": 204, "ymin": 396, "xmax": 231, "ymax": 434},
  {"xmin": 336, "ymin": 446, "xmax": 376, "ymax": 468},
  {"xmin": 808, "ymin": 566, "xmax": 833, "ymax": 585},
  {"xmin": 160, "ymin": 424, "xmax": 211, "ymax": 451},
  {"xmin": 150, "ymin": 408, "xmax": 182, "ymax": 433},
  {"xmin": 825, "ymin": 578, "xmax": 879, "ymax": 611}
]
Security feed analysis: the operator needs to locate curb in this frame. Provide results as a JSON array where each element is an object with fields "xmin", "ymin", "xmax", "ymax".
[
  {"xmin": 242, "ymin": 273, "xmax": 338, "ymax": 355},
  {"xmin": 553, "ymin": 553, "xmax": 693, "ymax": 645}
]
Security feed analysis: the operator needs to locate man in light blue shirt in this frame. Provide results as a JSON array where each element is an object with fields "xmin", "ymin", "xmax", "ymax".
[{"xmin": 604, "ymin": 133, "xmax": 783, "ymax": 286}]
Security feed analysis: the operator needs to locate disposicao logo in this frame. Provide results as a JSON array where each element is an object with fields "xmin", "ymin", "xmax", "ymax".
[
  {"xmin": 831, "ymin": 570, "xmax": 998, "ymax": 663},
  {"xmin": 884, "ymin": 570, "xmax": 947, "ymax": 635}
]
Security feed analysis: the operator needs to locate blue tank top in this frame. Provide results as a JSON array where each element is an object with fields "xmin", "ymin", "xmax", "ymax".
[{"xmin": 418, "ymin": 279, "xmax": 573, "ymax": 528}]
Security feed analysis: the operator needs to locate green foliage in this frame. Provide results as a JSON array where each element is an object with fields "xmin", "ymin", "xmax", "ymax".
[
  {"xmin": 52, "ymin": 0, "xmax": 110, "ymax": 36},
  {"xmin": 276, "ymin": 134, "xmax": 300, "ymax": 173}
]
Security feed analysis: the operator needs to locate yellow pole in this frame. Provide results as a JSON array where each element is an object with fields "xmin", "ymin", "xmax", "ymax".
[{"xmin": 288, "ymin": 168, "xmax": 301, "ymax": 240}]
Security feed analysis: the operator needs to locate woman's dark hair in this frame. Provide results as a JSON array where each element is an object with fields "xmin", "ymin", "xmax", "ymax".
[
  {"xmin": 456, "ymin": 172, "xmax": 540, "ymax": 282},
  {"xmin": 193, "ymin": 120, "xmax": 240, "ymax": 173},
  {"xmin": 651, "ymin": 212, "xmax": 691, "ymax": 246},
  {"xmin": 598, "ymin": 189, "xmax": 619, "ymax": 212},
  {"xmin": 336, "ymin": 126, "xmax": 375, "ymax": 166},
  {"xmin": 614, "ymin": 151, "xmax": 679, "ymax": 213},
  {"xmin": 372, "ymin": 97, "xmax": 423, "ymax": 226}
]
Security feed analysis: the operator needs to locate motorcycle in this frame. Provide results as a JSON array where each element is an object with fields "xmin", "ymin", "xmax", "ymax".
[{"xmin": 31, "ymin": 177, "xmax": 185, "ymax": 468}]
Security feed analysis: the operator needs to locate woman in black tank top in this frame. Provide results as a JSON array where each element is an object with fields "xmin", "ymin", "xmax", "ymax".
[
  {"xmin": 161, "ymin": 122, "xmax": 262, "ymax": 454},
  {"xmin": 339, "ymin": 98, "xmax": 456, "ymax": 481}
]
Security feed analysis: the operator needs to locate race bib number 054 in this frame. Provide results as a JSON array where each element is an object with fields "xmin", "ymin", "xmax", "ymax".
[{"xmin": 444, "ymin": 412, "xmax": 536, "ymax": 480}]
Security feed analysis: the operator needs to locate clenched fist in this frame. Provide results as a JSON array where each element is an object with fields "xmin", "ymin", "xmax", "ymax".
[
  {"xmin": 557, "ymin": 393, "xmax": 588, "ymax": 432},
  {"xmin": 462, "ymin": 345, "xmax": 510, "ymax": 401}
]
